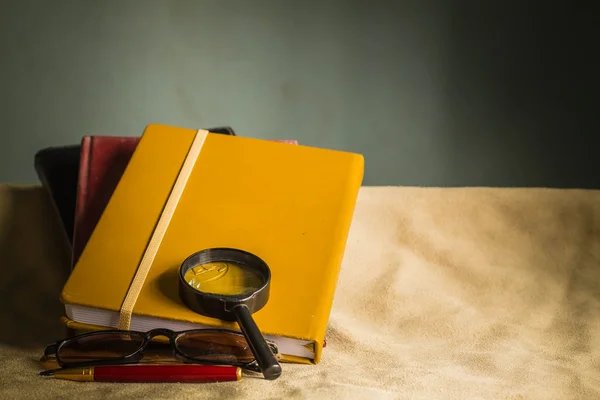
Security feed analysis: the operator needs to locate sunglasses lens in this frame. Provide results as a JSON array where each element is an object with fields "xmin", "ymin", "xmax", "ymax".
[
  {"xmin": 58, "ymin": 332, "xmax": 145, "ymax": 364},
  {"xmin": 175, "ymin": 331, "xmax": 255, "ymax": 363}
]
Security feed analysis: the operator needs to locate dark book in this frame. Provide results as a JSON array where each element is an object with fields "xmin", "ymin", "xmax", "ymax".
[{"xmin": 34, "ymin": 145, "xmax": 82, "ymax": 248}]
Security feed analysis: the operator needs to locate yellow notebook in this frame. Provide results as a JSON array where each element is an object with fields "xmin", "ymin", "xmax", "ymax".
[{"xmin": 61, "ymin": 124, "xmax": 364, "ymax": 363}]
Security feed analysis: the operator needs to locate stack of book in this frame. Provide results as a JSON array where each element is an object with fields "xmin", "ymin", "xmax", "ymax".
[{"xmin": 35, "ymin": 124, "xmax": 363, "ymax": 369}]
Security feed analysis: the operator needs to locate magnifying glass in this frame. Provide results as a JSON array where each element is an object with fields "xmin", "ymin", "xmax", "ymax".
[{"xmin": 178, "ymin": 248, "xmax": 282, "ymax": 380}]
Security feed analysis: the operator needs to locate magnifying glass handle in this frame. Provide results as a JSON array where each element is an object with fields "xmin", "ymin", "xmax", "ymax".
[{"xmin": 232, "ymin": 305, "xmax": 282, "ymax": 380}]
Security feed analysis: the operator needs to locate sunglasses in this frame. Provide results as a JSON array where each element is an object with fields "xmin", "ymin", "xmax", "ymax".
[{"xmin": 41, "ymin": 328, "xmax": 281, "ymax": 373}]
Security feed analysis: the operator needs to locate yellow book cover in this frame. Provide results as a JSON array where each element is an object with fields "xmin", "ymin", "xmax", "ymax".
[{"xmin": 60, "ymin": 124, "xmax": 363, "ymax": 363}]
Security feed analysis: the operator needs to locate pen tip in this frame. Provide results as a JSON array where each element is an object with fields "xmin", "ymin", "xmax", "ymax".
[{"xmin": 39, "ymin": 370, "xmax": 55, "ymax": 377}]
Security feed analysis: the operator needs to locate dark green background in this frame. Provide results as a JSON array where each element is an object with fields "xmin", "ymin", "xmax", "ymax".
[{"xmin": 1, "ymin": 1, "xmax": 598, "ymax": 187}]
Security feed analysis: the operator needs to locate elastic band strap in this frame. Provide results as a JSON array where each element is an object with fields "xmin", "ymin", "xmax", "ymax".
[{"xmin": 118, "ymin": 129, "xmax": 209, "ymax": 330}]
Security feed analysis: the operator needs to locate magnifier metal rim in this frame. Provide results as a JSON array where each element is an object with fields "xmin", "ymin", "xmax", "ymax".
[{"xmin": 178, "ymin": 247, "xmax": 271, "ymax": 302}]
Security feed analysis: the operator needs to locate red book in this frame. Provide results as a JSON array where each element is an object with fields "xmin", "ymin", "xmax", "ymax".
[
  {"xmin": 72, "ymin": 136, "xmax": 137, "ymax": 266},
  {"xmin": 72, "ymin": 134, "xmax": 299, "ymax": 267}
]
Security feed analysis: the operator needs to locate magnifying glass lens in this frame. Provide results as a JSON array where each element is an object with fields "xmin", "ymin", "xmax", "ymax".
[{"xmin": 184, "ymin": 261, "xmax": 265, "ymax": 296}]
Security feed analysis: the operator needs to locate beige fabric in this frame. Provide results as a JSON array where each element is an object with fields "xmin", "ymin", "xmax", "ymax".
[{"xmin": 1, "ymin": 184, "xmax": 599, "ymax": 399}]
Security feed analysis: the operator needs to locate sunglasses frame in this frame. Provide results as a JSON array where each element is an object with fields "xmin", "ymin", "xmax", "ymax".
[{"xmin": 42, "ymin": 328, "xmax": 280, "ymax": 373}]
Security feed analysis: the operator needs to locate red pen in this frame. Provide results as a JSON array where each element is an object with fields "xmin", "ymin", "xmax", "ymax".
[{"xmin": 40, "ymin": 364, "xmax": 242, "ymax": 383}]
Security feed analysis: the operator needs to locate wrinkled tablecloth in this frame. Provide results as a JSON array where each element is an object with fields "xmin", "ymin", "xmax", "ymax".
[{"xmin": 1, "ymin": 184, "xmax": 599, "ymax": 399}]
